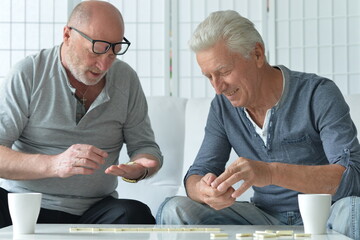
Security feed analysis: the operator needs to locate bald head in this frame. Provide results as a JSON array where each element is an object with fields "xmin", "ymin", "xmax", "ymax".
[{"xmin": 68, "ymin": 1, "xmax": 124, "ymax": 36}]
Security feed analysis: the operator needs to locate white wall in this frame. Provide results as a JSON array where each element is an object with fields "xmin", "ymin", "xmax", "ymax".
[
  {"xmin": 268, "ymin": 0, "xmax": 360, "ymax": 95},
  {"xmin": 0, "ymin": 0, "xmax": 67, "ymax": 82},
  {"xmin": 110, "ymin": 0, "xmax": 170, "ymax": 96}
]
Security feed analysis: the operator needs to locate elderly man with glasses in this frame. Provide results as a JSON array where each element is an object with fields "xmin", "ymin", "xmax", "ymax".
[{"xmin": 0, "ymin": 1, "xmax": 162, "ymax": 225}]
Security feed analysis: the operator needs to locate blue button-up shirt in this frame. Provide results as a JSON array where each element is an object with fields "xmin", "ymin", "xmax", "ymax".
[{"xmin": 186, "ymin": 65, "xmax": 360, "ymax": 213}]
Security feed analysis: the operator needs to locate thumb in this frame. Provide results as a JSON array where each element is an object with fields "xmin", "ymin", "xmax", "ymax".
[{"xmin": 203, "ymin": 173, "xmax": 217, "ymax": 186}]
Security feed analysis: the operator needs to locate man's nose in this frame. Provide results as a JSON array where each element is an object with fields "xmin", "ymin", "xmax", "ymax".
[{"xmin": 96, "ymin": 53, "xmax": 115, "ymax": 71}]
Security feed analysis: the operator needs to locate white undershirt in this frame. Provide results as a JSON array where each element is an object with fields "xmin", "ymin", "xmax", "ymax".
[
  {"xmin": 244, "ymin": 108, "xmax": 272, "ymax": 145},
  {"xmin": 244, "ymin": 71, "xmax": 285, "ymax": 145}
]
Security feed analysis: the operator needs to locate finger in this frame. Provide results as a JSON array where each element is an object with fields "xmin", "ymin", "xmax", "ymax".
[
  {"xmin": 201, "ymin": 181, "xmax": 226, "ymax": 197},
  {"xmin": 211, "ymin": 167, "xmax": 239, "ymax": 191},
  {"xmin": 205, "ymin": 188, "xmax": 235, "ymax": 210},
  {"xmin": 106, "ymin": 163, "xmax": 143, "ymax": 178},
  {"xmin": 76, "ymin": 150, "xmax": 107, "ymax": 166},
  {"xmin": 117, "ymin": 162, "xmax": 138, "ymax": 171},
  {"xmin": 231, "ymin": 180, "xmax": 252, "ymax": 199},
  {"xmin": 72, "ymin": 157, "xmax": 101, "ymax": 170},
  {"xmin": 216, "ymin": 175, "xmax": 240, "ymax": 192},
  {"xmin": 104, "ymin": 165, "xmax": 126, "ymax": 176},
  {"xmin": 202, "ymin": 173, "xmax": 217, "ymax": 186},
  {"xmin": 88, "ymin": 145, "xmax": 108, "ymax": 158},
  {"xmin": 133, "ymin": 158, "xmax": 159, "ymax": 168},
  {"xmin": 211, "ymin": 157, "xmax": 249, "ymax": 188},
  {"xmin": 74, "ymin": 144, "xmax": 108, "ymax": 159},
  {"xmin": 200, "ymin": 180, "xmax": 217, "ymax": 196},
  {"xmin": 210, "ymin": 169, "xmax": 233, "ymax": 189}
]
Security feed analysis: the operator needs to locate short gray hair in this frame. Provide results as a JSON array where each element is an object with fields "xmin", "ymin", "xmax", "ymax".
[{"xmin": 188, "ymin": 10, "xmax": 264, "ymax": 58}]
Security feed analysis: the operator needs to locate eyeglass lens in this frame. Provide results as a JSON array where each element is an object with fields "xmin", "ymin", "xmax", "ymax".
[{"xmin": 93, "ymin": 42, "xmax": 125, "ymax": 55}]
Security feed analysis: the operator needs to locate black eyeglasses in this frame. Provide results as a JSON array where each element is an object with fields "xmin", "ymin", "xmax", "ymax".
[{"xmin": 69, "ymin": 27, "xmax": 131, "ymax": 55}]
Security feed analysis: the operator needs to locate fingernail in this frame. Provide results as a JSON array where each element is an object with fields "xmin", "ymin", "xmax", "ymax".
[{"xmin": 217, "ymin": 184, "xmax": 225, "ymax": 192}]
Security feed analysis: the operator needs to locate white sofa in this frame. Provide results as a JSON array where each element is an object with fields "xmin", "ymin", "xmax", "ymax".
[{"xmin": 118, "ymin": 95, "xmax": 360, "ymax": 217}]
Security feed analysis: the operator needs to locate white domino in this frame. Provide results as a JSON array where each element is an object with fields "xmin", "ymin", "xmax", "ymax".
[
  {"xmin": 236, "ymin": 233, "xmax": 252, "ymax": 239},
  {"xmin": 70, "ymin": 227, "xmax": 221, "ymax": 233},
  {"xmin": 294, "ymin": 233, "xmax": 312, "ymax": 238},
  {"xmin": 210, "ymin": 233, "xmax": 229, "ymax": 239}
]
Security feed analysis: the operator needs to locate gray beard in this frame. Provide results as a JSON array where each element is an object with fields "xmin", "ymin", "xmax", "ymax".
[{"xmin": 64, "ymin": 51, "xmax": 106, "ymax": 86}]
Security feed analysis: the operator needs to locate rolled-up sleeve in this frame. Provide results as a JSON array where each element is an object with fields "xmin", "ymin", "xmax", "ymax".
[
  {"xmin": 331, "ymin": 148, "xmax": 360, "ymax": 199},
  {"xmin": 314, "ymin": 81, "xmax": 360, "ymax": 199}
]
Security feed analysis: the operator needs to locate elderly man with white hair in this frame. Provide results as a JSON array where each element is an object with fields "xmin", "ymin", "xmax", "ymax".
[{"xmin": 157, "ymin": 10, "xmax": 360, "ymax": 239}]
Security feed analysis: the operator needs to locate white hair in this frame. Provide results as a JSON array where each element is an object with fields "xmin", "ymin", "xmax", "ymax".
[{"xmin": 188, "ymin": 10, "xmax": 264, "ymax": 58}]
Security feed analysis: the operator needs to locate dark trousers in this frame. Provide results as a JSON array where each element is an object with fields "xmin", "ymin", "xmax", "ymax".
[{"xmin": 0, "ymin": 187, "xmax": 155, "ymax": 228}]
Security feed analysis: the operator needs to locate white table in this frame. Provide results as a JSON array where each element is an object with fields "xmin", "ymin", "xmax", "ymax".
[{"xmin": 0, "ymin": 224, "xmax": 351, "ymax": 240}]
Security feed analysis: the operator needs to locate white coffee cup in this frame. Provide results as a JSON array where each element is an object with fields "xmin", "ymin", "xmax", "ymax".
[
  {"xmin": 8, "ymin": 192, "xmax": 42, "ymax": 235},
  {"xmin": 298, "ymin": 193, "xmax": 331, "ymax": 234}
]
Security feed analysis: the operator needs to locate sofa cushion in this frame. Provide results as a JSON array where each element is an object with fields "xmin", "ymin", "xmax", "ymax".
[
  {"xmin": 117, "ymin": 96, "xmax": 187, "ymax": 216},
  {"xmin": 177, "ymin": 98, "xmax": 213, "ymax": 196}
]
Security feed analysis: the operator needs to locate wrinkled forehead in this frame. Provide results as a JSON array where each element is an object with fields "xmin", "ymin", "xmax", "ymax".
[{"xmin": 196, "ymin": 42, "xmax": 236, "ymax": 73}]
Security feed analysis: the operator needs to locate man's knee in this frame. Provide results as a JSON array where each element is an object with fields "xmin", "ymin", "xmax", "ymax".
[
  {"xmin": 328, "ymin": 196, "xmax": 360, "ymax": 240},
  {"xmin": 156, "ymin": 196, "xmax": 195, "ymax": 224},
  {"xmin": 117, "ymin": 199, "xmax": 155, "ymax": 224},
  {"xmin": 160, "ymin": 196, "xmax": 192, "ymax": 212},
  {"xmin": 156, "ymin": 196, "xmax": 216, "ymax": 225},
  {"xmin": 81, "ymin": 197, "xmax": 155, "ymax": 224},
  {"xmin": 0, "ymin": 188, "xmax": 11, "ymax": 228}
]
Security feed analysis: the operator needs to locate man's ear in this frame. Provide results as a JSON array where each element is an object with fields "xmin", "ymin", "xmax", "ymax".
[
  {"xmin": 254, "ymin": 42, "xmax": 265, "ymax": 68},
  {"xmin": 63, "ymin": 26, "xmax": 71, "ymax": 44}
]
